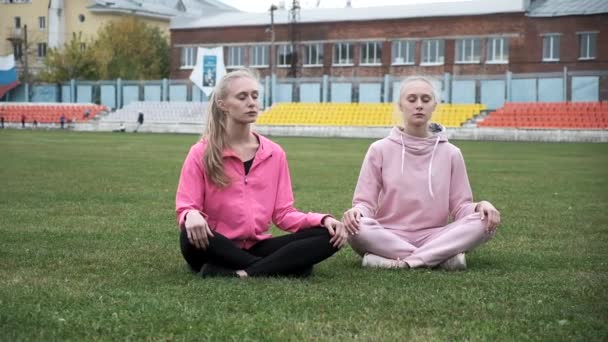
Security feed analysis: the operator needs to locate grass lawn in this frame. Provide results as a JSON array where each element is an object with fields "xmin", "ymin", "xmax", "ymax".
[{"xmin": 0, "ymin": 130, "xmax": 607, "ymax": 341}]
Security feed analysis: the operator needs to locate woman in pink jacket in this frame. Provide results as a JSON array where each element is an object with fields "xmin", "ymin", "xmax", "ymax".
[
  {"xmin": 342, "ymin": 76, "xmax": 500, "ymax": 270},
  {"xmin": 176, "ymin": 69, "xmax": 346, "ymax": 278}
]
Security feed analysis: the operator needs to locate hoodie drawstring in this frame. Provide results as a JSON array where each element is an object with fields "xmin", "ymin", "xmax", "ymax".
[
  {"xmin": 427, "ymin": 135, "xmax": 440, "ymax": 198},
  {"xmin": 400, "ymin": 134, "xmax": 405, "ymax": 175},
  {"xmin": 399, "ymin": 129, "xmax": 442, "ymax": 198}
]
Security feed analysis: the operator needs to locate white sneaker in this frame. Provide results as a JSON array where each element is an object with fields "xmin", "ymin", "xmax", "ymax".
[
  {"xmin": 439, "ymin": 253, "xmax": 467, "ymax": 271},
  {"xmin": 362, "ymin": 253, "xmax": 409, "ymax": 269}
]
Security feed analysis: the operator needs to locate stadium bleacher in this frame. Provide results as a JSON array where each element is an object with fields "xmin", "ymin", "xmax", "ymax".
[
  {"xmin": 100, "ymin": 101, "xmax": 208, "ymax": 123},
  {"xmin": 479, "ymin": 102, "xmax": 608, "ymax": 129},
  {"xmin": 3, "ymin": 100, "xmax": 606, "ymax": 134},
  {"xmin": 256, "ymin": 103, "xmax": 485, "ymax": 127},
  {"xmin": 0, "ymin": 103, "xmax": 106, "ymax": 123}
]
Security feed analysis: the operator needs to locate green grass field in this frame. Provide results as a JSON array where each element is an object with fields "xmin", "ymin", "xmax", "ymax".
[{"xmin": 1, "ymin": 130, "xmax": 607, "ymax": 341}]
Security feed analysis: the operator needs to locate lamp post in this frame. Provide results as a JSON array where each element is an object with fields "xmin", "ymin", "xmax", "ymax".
[
  {"xmin": 268, "ymin": 4, "xmax": 277, "ymax": 106},
  {"xmin": 7, "ymin": 24, "xmax": 29, "ymax": 101},
  {"xmin": 269, "ymin": 4, "xmax": 277, "ymax": 77},
  {"xmin": 288, "ymin": 0, "xmax": 300, "ymax": 77},
  {"xmin": 23, "ymin": 25, "xmax": 29, "ymax": 102}
]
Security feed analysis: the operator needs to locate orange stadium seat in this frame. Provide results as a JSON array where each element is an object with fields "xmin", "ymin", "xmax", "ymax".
[
  {"xmin": 0, "ymin": 103, "xmax": 107, "ymax": 124},
  {"xmin": 479, "ymin": 102, "xmax": 608, "ymax": 129}
]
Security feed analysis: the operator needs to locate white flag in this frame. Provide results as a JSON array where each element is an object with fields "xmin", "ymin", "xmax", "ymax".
[{"xmin": 189, "ymin": 47, "xmax": 226, "ymax": 96}]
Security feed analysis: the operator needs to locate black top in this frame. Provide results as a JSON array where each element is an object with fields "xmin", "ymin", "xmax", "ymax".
[{"xmin": 244, "ymin": 157, "xmax": 254, "ymax": 175}]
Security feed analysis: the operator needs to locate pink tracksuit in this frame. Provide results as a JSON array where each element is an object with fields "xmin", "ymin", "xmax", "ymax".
[
  {"xmin": 175, "ymin": 133, "xmax": 328, "ymax": 249},
  {"xmin": 348, "ymin": 126, "xmax": 494, "ymax": 268}
]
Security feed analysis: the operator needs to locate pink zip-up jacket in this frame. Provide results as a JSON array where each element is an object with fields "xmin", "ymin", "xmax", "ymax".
[
  {"xmin": 353, "ymin": 125, "xmax": 477, "ymax": 231},
  {"xmin": 176, "ymin": 133, "xmax": 327, "ymax": 249}
]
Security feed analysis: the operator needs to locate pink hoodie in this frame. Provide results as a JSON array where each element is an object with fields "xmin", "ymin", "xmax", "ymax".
[
  {"xmin": 353, "ymin": 125, "xmax": 477, "ymax": 231},
  {"xmin": 175, "ymin": 133, "xmax": 327, "ymax": 249}
]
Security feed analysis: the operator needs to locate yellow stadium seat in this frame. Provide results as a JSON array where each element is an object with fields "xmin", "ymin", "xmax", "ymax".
[{"xmin": 256, "ymin": 102, "xmax": 484, "ymax": 127}]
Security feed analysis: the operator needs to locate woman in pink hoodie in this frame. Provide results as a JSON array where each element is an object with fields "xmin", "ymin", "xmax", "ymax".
[
  {"xmin": 176, "ymin": 69, "xmax": 347, "ymax": 278},
  {"xmin": 343, "ymin": 76, "xmax": 500, "ymax": 270}
]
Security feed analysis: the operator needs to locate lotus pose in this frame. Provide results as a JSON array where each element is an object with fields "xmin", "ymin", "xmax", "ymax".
[
  {"xmin": 176, "ymin": 69, "xmax": 347, "ymax": 278},
  {"xmin": 343, "ymin": 76, "xmax": 500, "ymax": 270}
]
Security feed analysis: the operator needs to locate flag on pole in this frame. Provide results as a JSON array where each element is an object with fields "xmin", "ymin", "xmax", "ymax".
[
  {"xmin": 0, "ymin": 54, "xmax": 20, "ymax": 99},
  {"xmin": 189, "ymin": 47, "xmax": 226, "ymax": 97}
]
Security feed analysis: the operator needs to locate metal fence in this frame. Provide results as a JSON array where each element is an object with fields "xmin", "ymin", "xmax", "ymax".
[{"xmin": 3, "ymin": 68, "xmax": 606, "ymax": 110}]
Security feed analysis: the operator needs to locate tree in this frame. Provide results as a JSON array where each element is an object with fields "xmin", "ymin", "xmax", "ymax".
[
  {"xmin": 40, "ymin": 18, "xmax": 170, "ymax": 82},
  {"xmin": 38, "ymin": 32, "xmax": 97, "ymax": 83},
  {"xmin": 91, "ymin": 18, "xmax": 170, "ymax": 80}
]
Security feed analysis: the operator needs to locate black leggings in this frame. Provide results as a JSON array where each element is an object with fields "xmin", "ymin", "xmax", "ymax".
[{"xmin": 180, "ymin": 227, "xmax": 338, "ymax": 277}]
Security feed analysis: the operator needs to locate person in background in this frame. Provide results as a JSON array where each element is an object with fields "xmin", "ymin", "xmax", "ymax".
[
  {"xmin": 134, "ymin": 111, "xmax": 144, "ymax": 132},
  {"xmin": 342, "ymin": 76, "xmax": 500, "ymax": 271},
  {"xmin": 176, "ymin": 68, "xmax": 347, "ymax": 278},
  {"xmin": 21, "ymin": 114, "xmax": 26, "ymax": 128},
  {"xmin": 1, "ymin": 116, "xmax": 4, "ymax": 129},
  {"xmin": 60, "ymin": 115, "xmax": 65, "ymax": 129}
]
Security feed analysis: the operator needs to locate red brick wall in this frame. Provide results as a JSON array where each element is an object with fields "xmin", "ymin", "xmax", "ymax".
[
  {"xmin": 170, "ymin": 13, "xmax": 607, "ymax": 81},
  {"xmin": 513, "ymin": 14, "xmax": 608, "ymax": 73}
]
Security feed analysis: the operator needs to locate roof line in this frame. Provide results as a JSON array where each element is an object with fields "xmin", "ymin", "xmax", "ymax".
[{"xmin": 89, "ymin": 7, "xmax": 173, "ymax": 20}]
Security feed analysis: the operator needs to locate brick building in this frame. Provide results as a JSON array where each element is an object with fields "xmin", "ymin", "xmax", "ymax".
[
  {"xmin": 171, "ymin": 0, "xmax": 606, "ymax": 76},
  {"xmin": 170, "ymin": 0, "xmax": 608, "ymax": 104}
]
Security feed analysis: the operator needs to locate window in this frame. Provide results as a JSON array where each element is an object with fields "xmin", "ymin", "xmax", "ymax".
[
  {"xmin": 37, "ymin": 43, "xmax": 47, "ymax": 58},
  {"xmin": 421, "ymin": 39, "xmax": 444, "ymax": 65},
  {"xmin": 277, "ymin": 44, "xmax": 293, "ymax": 67},
  {"xmin": 303, "ymin": 43, "xmax": 323, "ymax": 66},
  {"xmin": 13, "ymin": 44, "xmax": 22, "ymax": 60},
  {"xmin": 455, "ymin": 38, "xmax": 480, "ymax": 63},
  {"xmin": 487, "ymin": 37, "xmax": 509, "ymax": 63},
  {"xmin": 39, "ymin": 16, "xmax": 46, "ymax": 30},
  {"xmin": 15, "ymin": 16, "xmax": 21, "ymax": 29},
  {"xmin": 333, "ymin": 42, "xmax": 353, "ymax": 65},
  {"xmin": 180, "ymin": 46, "xmax": 196, "ymax": 68},
  {"xmin": 78, "ymin": 14, "xmax": 86, "ymax": 23},
  {"xmin": 226, "ymin": 46, "xmax": 245, "ymax": 67},
  {"xmin": 80, "ymin": 43, "xmax": 86, "ymax": 51},
  {"xmin": 360, "ymin": 41, "xmax": 382, "ymax": 65},
  {"xmin": 578, "ymin": 32, "xmax": 597, "ymax": 60},
  {"xmin": 391, "ymin": 40, "xmax": 415, "ymax": 65},
  {"xmin": 250, "ymin": 45, "xmax": 269, "ymax": 67},
  {"xmin": 542, "ymin": 34, "xmax": 560, "ymax": 61}
]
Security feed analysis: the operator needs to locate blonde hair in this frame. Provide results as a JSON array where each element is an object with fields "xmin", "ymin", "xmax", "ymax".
[
  {"xmin": 393, "ymin": 76, "xmax": 441, "ymax": 126},
  {"xmin": 397, "ymin": 76, "xmax": 441, "ymax": 103},
  {"xmin": 203, "ymin": 68, "xmax": 259, "ymax": 187}
]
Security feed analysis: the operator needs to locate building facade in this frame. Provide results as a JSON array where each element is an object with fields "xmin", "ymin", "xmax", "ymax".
[
  {"xmin": 170, "ymin": 0, "xmax": 607, "ymax": 102},
  {"xmin": 1, "ymin": 0, "xmax": 236, "ymax": 74}
]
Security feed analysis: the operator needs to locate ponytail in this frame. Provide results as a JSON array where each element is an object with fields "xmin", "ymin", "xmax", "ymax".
[
  {"xmin": 202, "ymin": 68, "xmax": 259, "ymax": 187},
  {"xmin": 203, "ymin": 90, "xmax": 230, "ymax": 187}
]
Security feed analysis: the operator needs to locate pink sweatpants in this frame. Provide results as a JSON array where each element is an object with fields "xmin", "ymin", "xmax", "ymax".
[{"xmin": 348, "ymin": 212, "xmax": 494, "ymax": 268}]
